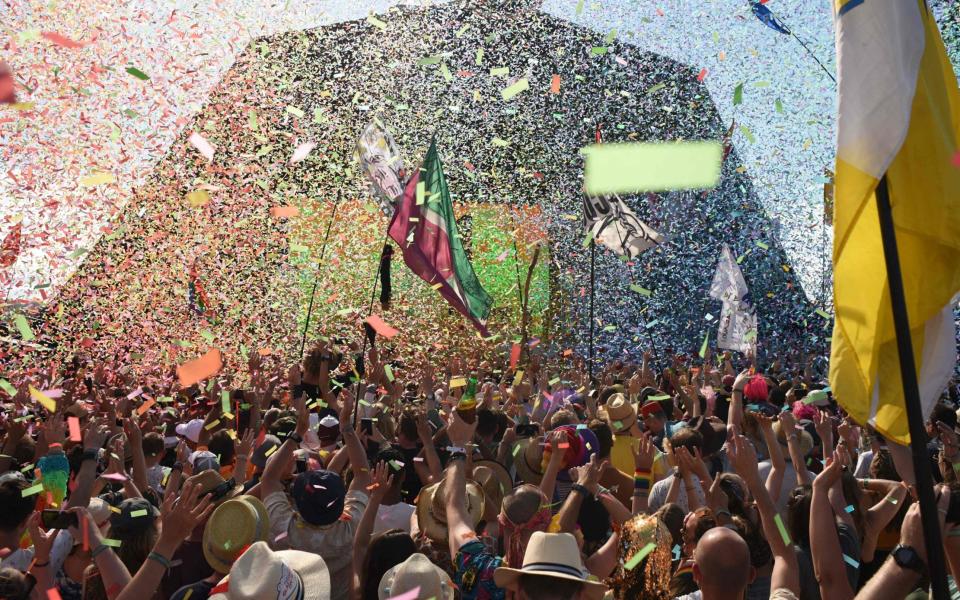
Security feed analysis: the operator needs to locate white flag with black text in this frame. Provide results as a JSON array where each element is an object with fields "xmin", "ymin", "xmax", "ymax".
[{"xmin": 582, "ymin": 194, "xmax": 664, "ymax": 259}]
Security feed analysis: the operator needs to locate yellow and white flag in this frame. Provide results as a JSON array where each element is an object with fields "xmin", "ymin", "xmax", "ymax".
[{"xmin": 830, "ymin": 0, "xmax": 960, "ymax": 444}]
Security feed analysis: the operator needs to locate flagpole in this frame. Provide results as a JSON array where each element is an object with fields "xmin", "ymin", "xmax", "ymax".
[
  {"xmin": 588, "ymin": 239, "xmax": 596, "ymax": 382},
  {"xmin": 353, "ymin": 234, "xmax": 391, "ymax": 429},
  {"xmin": 299, "ymin": 191, "xmax": 341, "ymax": 358},
  {"xmin": 875, "ymin": 175, "xmax": 949, "ymax": 600}
]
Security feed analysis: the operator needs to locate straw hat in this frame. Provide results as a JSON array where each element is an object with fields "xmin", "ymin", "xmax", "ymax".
[
  {"xmin": 472, "ymin": 460, "xmax": 513, "ymax": 518},
  {"xmin": 416, "ymin": 477, "xmax": 485, "ymax": 543},
  {"xmin": 513, "ymin": 437, "xmax": 545, "ymax": 485},
  {"xmin": 185, "ymin": 470, "xmax": 243, "ymax": 505},
  {"xmin": 493, "ymin": 532, "xmax": 608, "ymax": 600},
  {"xmin": 772, "ymin": 421, "xmax": 814, "ymax": 457},
  {"xmin": 203, "ymin": 495, "xmax": 269, "ymax": 574},
  {"xmin": 209, "ymin": 541, "xmax": 329, "ymax": 600},
  {"xmin": 604, "ymin": 394, "xmax": 637, "ymax": 434},
  {"xmin": 378, "ymin": 553, "xmax": 454, "ymax": 600}
]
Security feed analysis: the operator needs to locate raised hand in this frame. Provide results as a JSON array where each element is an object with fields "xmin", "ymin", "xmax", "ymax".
[
  {"xmin": 368, "ymin": 461, "xmax": 393, "ymax": 502},
  {"xmin": 631, "ymin": 432, "xmax": 657, "ymax": 472},
  {"xmin": 83, "ymin": 418, "xmax": 110, "ymax": 452},
  {"xmin": 732, "ymin": 369, "xmax": 751, "ymax": 392},
  {"xmin": 159, "ymin": 481, "xmax": 214, "ymax": 548},
  {"xmin": 813, "ymin": 449, "xmax": 844, "ymax": 490},
  {"xmin": 727, "ymin": 434, "xmax": 760, "ymax": 484},
  {"xmin": 27, "ymin": 512, "xmax": 59, "ymax": 564},
  {"xmin": 706, "ymin": 478, "xmax": 729, "ymax": 514},
  {"xmin": 570, "ymin": 454, "xmax": 607, "ymax": 495},
  {"xmin": 236, "ymin": 428, "xmax": 256, "ymax": 459},
  {"xmin": 446, "ymin": 409, "xmax": 477, "ymax": 449}
]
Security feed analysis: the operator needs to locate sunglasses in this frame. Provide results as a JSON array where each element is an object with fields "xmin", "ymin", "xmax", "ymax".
[{"xmin": 204, "ymin": 478, "xmax": 237, "ymax": 502}]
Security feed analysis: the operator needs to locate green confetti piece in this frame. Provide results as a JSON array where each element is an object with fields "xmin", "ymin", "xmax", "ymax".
[
  {"xmin": 775, "ymin": 98, "xmax": 784, "ymax": 113},
  {"xmin": 366, "ymin": 14, "xmax": 387, "ymax": 30},
  {"xmin": 0, "ymin": 379, "xmax": 17, "ymax": 396},
  {"xmin": 512, "ymin": 444, "xmax": 522, "ymax": 457},
  {"xmin": 125, "ymin": 67, "xmax": 150, "ymax": 81},
  {"xmin": 439, "ymin": 62, "xmax": 452, "ymax": 82},
  {"xmin": 384, "ymin": 364, "xmax": 395, "ymax": 382},
  {"xmin": 21, "ymin": 483, "xmax": 43, "ymax": 497},
  {"xmin": 416, "ymin": 180, "xmax": 426, "ymax": 205},
  {"xmin": 603, "ymin": 325, "xmax": 616, "ymax": 332},
  {"xmin": 13, "ymin": 314, "xmax": 34, "ymax": 341},
  {"xmin": 247, "ymin": 110, "xmax": 258, "ymax": 131},
  {"xmin": 475, "ymin": 48, "xmax": 484, "ymax": 65},
  {"xmin": 500, "ymin": 78, "xmax": 529, "ymax": 101},
  {"xmin": 221, "ymin": 390, "xmax": 230, "ymax": 414},
  {"xmin": 774, "ymin": 514, "xmax": 791, "ymax": 545},
  {"xmin": 755, "ymin": 241, "xmax": 769, "ymax": 250},
  {"xmin": 630, "ymin": 285, "xmax": 651, "ymax": 297},
  {"xmin": 455, "ymin": 24, "xmax": 470, "ymax": 37},
  {"xmin": 582, "ymin": 231, "xmax": 595, "ymax": 248},
  {"xmin": 815, "ymin": 309, "xmax": 831, "ymax": 319},
  {"xmin": 645, "ymin": 82, "xmax": 666, "ymax": 95},
  {"xmin": 489, "ymin": 66, "xmax": 509, "ymax": 77},
  {"xmin": 417, "ymin": 55, "xmax": 442, "ymax": 66},
  {"xmin": 624, "ymin": 543, "xmax": 656, "ymax": 570},
  {"xmin": 575, "ymin": 0, "xmax": 584, "ymax": 14},
  {"xmin": 549, "ymin": 377, "xmax": 561, "ymax": 386},
  {"xmin": 739, "ymin": 124, "xmax": 755, "ymax": 143},
  {"xmin": 286, "ymin": 106, "xmax": 305, "ymax": 119},
  {"xmin": 604, "ymin": 29, "xmax": 617, "ymax": 43},
  {"xmin": 648, "ymin": 394, "xmax": 671, "ymax": 401},
  {"xmin": 582, "ymin": 142, "xmax": 722, "ymax": 195},
  {"xmin": 733, "ymin": 82, "xmax": 743, "ymax": 106},
  {"xmin": 491, "ymin": 137, "xmax": 511, "ymax": 147},
  {"xmin": 130, "ymin": 509, "xmax": 148, "ymax": 518},
  {"xmin": 101, "ymin": 538, "xmax": 122, "ymax": 548},
  {"xmin": 699, "ymin": 331, "xmax": 709, "ymax": 358},
  {"xmin": 591, "ymin": 46, "xmax": 607, "ymax": 56},
  {"xmin": 753, "ymin": 80, "xmax": 770, "ymax": 88}
]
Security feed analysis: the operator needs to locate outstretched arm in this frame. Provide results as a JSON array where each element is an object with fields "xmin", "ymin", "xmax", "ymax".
[{"xmin": 445, "ymin": 411, "xmax": 479, "ymax": 560}]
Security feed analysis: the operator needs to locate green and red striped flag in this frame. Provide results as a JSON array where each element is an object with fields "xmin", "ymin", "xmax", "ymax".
[{"xmin": 388, "ymin": 139, "xmax": 493, "ymax": 336}]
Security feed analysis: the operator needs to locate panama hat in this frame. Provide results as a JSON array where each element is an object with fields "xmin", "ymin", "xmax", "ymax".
[
  {"xmin": 513, "ymin": 437, "xmax": 545, "ymax": 485},
  {"xmin": 604, "ymin": 394, "xmax": 637, "ymax": 434},
  {"xmin": 378, "ymin": 553, "xmax": 455, "ymax": 600},
  {"xmin": 416, "ymin": 476, "xmax": 485, "ymax": 543},
  {"xmin": 493, "ymin": 532, "xmax": 608, "ymax": 600},
  {"xmin": 203, "ymin": 495, "xmax": 269, "ymax": 574},
  {"xmin": 772, "ymin": 420, "xmax": 814, "ymax": 457},
  {"xmin": 209, "ymin": 541, "xmax": 329, "ymax": 600},
  {"xmin": 472, "ymin": 460, "xmax": 513, "ymax": 519}
]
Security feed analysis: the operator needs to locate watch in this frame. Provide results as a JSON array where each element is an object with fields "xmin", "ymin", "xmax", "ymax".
[
  {"xmin": 891, "ymin": 544, "xmax": 927, "ymax": 577},
  {"xmin": 286, "ymin": 432, "xmax": 303, "ymax": 445}
]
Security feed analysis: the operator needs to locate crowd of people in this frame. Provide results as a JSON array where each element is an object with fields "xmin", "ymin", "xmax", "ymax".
[{"xmin": 0, "ymin": 337, "xmax": 958, "ymax": 600}]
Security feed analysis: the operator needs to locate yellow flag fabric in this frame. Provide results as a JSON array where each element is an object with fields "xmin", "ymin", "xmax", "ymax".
[{"xmin": 830, "ymin": 0, "xmax": 960, "ymax": 444}]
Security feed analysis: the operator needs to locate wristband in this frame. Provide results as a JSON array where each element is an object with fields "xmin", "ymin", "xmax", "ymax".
[
  {"xmin": 81, "ymin": 449, "xmax": 99, "ymax": 463},
  {"xmin": 286, "ymin": 432, "xmax": 303, "ymax": 445},
  {"xmin": 171, "ymin": 462, "xmax": 183, "ymax": 472},
  {"xmin": 571, "ymin": 483, "xmax": 592, "ymax": 497},
  {"xmin": 147, "ymin": 551, "xmax": 172, "ymax": 569},
  {"xmin": 715, "ymin": 508, "xmax": 732, "ymax": 518},
  {"xmin": 91, "ymin": 544, "xmax": 111, "ymax": 558},
  {"xmin": 33, "ymin": 560, "xmax": 50, "ymax": 568},
  {"xmin": 448, "ymin": 452, "xmax": 467, "ymax": 462}
]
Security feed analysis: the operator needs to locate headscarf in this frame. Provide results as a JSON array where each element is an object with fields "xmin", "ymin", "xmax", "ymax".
[{"xmin": 497, "ymin": 488, "xmax": 552, "ymax": 568}]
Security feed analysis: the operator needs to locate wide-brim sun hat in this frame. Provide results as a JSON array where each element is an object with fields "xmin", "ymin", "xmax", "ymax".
[
  {"xmin": 493, "ymin": 532, "xmax": 608, "ymax": 600},
  {"xmin": 209, "ymin": 541, "xmax": 330, "ymax": 600},
  {"xmin": 378, "ymin": 553, "xmax": 455, "ymax": 600},
  {"xmin": 415, "ymin": 477, "xmax": 485, "ymax": 544}
]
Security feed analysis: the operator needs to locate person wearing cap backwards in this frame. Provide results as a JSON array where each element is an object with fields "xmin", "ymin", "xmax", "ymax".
[{"xmin": 260, "ymin": 392, "xmax": 372, "ymax": 600}]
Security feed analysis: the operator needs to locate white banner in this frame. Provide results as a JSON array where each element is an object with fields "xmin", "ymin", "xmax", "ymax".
[
  {"xmin": 583, "ymin": 194, "xmax": 664, "ymax": 259},
  {"xmin": 356, "ymin": 120, "xmax": 406, "ymax": 217}
]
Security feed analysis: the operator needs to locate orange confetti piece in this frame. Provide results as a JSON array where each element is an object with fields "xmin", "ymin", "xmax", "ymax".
[
  {"xmin": 270, "ymin": 206, "xmax": 300, "ymax": 218},
  {"xmin": 176, "ymin": 349, "xmax": 223, "ymax": 387},
  {"xmin": 365, "ymin": 314, "xmax": 399, "ymax": 339},
  {"xmin": 136, "ymin": 398, "xmax": 156, "ymax": 416},
  {"xmin": 550, "ymin": 74, "xmax": 561, "ymax": 94},
  {"xmin": 68, "ymin": 416, "xmax": 82, "ymax": 442}
]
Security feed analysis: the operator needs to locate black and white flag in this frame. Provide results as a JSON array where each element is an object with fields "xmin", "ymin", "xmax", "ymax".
[
  {"xmin": 582, "ymin": 194, "xmax": 664, "ymax": 259},
  {"xmin": 710, "ymin": 244, "xmax": 757, "ymax": 354}
]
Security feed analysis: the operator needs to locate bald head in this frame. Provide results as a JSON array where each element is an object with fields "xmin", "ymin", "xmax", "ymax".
[{"xmin": 693, "ymin": 527, "xmax": 753, "ymax": 593}]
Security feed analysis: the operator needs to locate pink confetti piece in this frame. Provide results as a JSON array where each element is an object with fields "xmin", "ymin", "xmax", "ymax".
[
  {"xmin": 188, "ymin": 132, "xmax": 215, "ymax": 162},
  {"xmin": 385, "ymin": 585, "xmax": 421, "ymax": 600},
  {"xmin": 697, "ymin": 68, "xmax": 708, "ymax": 82},
  {"xmin": 100, "ymin": 473, "xmax": 128, "ymax": 482},
  {"xmin": 68, "ymin": 416, "xmax": 82, "ymax": 442},
  {"xmin": 289, "ymin": 142, "xmax": 316, "ymax": 164},
  {"xmin": 41, "ymin": 32, "xmax": 85, "ymax": 49}
]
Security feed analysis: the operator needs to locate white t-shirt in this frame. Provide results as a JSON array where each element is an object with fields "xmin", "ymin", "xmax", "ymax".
[
  {"xmin": 374, "ymin": 502, "xmax": 415, "ymax": 535},
  {"xmin": 648, "ymin": 472, "xmax": 705, "ymax": 513},
  {"xmin": 2, "ymin": 530, "xmax": 74, "ymax": 573}
]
